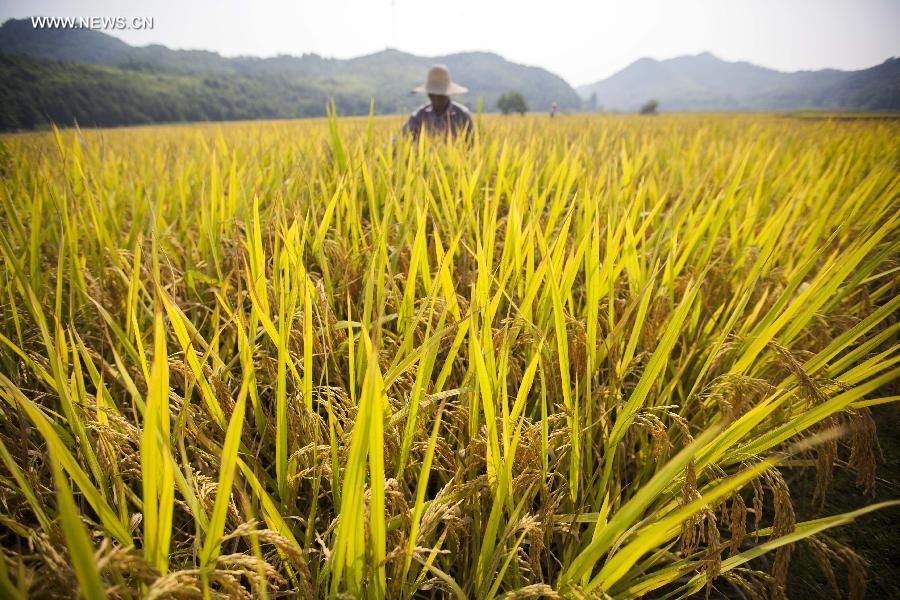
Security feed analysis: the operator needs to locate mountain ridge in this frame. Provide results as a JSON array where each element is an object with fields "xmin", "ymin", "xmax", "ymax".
[
  {"xmin": 1, "ymin": 17, "xmax": 899, "ymax": 131},
  {"xmin": 0, "ymin": 18, "xmax": 580, "ymax": 117},
  {"xmin": 577, "ymin": 52, "xmax": 899, "ymax": 111}
]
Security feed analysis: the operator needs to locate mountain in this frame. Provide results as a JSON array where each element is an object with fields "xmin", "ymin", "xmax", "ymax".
[
  {"xmin": 577, "ymin": 52, "xmax": 900, "ymax": 112},
  {"xmin": 3, "ymin": 17, "xmax": 897, "ymax": 131},
  {"xmin": 0, "ymin": 17, "xmax": 580, "ymax": 130}
]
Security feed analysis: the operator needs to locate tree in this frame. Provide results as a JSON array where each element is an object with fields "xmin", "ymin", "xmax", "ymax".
[
  {"xmin": 498, "ymin": 91, "xmax": 528, "ymax": 115},
  {"xmin": 639, "ymin": 99, "xmax": 659, "ymax": 115}
]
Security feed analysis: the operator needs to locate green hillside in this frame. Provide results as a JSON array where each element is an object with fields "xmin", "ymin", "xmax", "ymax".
[{"xmin": 0, "ymin": 18, "xmax": 581, "ymax": 130}]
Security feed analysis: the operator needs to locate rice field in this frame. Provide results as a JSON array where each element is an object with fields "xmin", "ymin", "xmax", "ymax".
[{"xmin": 0, "ymin": 112, "xmax": 898, "ymax": 599}]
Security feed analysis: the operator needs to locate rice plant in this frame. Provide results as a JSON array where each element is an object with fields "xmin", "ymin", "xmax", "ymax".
[{"xmin": 0, "ymin": 112, "xmax": 897, "ymax": 598}]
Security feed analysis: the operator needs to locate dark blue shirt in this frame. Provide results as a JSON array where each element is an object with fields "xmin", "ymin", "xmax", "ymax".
[{"xmin": 402, "ymin": 101, "xmax": 474, "ymax": 140}]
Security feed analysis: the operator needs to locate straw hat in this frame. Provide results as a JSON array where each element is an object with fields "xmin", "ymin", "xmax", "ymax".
[{"xmin": 413, "ymin": 64, "xmax": 468, "ymax": 95}]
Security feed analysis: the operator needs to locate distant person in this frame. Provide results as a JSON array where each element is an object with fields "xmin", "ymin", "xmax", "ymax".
[
  {"xmin": 401, "ymin": 64, "xmax": 473, "ymax": 141},
  {"xmin": 550, "ymin": 101, "xmax": 558, "ymax": 118}
]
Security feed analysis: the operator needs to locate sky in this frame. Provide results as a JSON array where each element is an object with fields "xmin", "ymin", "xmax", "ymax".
[{"xmin": 2, "ymin": 0, "xmax": 899, "ymax": 86}]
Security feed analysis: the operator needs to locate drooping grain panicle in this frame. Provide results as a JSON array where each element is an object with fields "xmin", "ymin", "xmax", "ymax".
[{"xmin": 0, "ymin": 112, "xmax": 897, "ymax": 598}]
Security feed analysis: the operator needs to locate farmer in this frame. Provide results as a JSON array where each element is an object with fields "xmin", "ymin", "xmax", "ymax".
[{"xmin": 401, "ymin": 64, "xmax": 473, "ymax": 141}]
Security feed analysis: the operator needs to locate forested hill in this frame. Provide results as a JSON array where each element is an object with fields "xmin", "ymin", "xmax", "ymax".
[
  {"xmin": 577, "ymin": 51, "xmax": 900, "ymax": 112},
  {"xmin": 0, "ymin": 17, "xmax": 581, "ymax": 130},
  {"xmin": 4, "ymin": 17, "xmax": 897, "ymax": 131}
]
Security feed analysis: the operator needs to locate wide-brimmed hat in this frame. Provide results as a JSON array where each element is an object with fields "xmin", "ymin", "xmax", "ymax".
[{"xmin": 413, "ymin": 64, "xmax": 468, "ymax": 95}]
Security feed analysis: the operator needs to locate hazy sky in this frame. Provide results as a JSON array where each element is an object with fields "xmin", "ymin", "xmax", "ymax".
[{"xmin": 2, "ymin": 0, "xmax": 899, "ymax": 85}]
